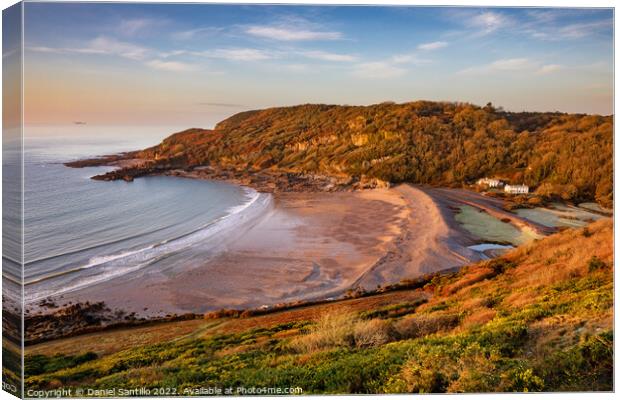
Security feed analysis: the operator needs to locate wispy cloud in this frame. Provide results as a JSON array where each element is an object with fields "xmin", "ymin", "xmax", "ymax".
[
  {"xmin": 527, "ymin": 19, "xmax": 612, "ymax": 41},
  {"xmin": 117, "ymin": 18, "xmax": 169, "ymax": 36},
  {"xmin": 352, "ymin": 62, "xmax": 406, "ymax": 79},
  {"xmin": 301, "ymin": 50, "xmax": 356, "ymax": 62},
  {"xmin": 458, "ymin": 57, "xmax": 535, "ymax": 75},
  {"xmin": 88, "ymin": 36, "xmax": 150, "ymax": 60},
  {"xmin": 172, "ymin": 27, "xmax": 223, "ymax": 41},
  {"xmin": 28, "ymin": 37, "xmax": 201, "ymax": 72},
  {"xmin": 145, "ymin": 59, "xmax": 197, "ymax": 72},
  {"xmin": 157, "ymin": 49, "xmax": 190, "ymax": 58},
  {"xmin": 525, "ymin": 9, "xmax": 561, "ymax": 24},
  {"xmin": 448, "ymin": 8, "xmax": 610, "ymax": 44},
  {"xmin": 457, "ymin": 58, "xmax": 564, "ymax": 75},
  {"xmin": 27, "ymin": 37, "xmax": 149, "ymax": 60},
  {"xmin": 28, "ymin": 45, "xmax": 105, "ymax": 55},
  {"xmin": 489, "ymin": 58, "xmax": 533, "ymax": 70},
  {"xmin": 391, "ymin": 51, "xmax": 432, "ymax": 65},
  {"xmin": 118, "ymin": 19, "xmax": 152, "ymax": 36},
  {"xmin": 245, "ymin": 25, "xmax": 342, "ymax": 41},
  {"xmin": 536, "ymin": 64, "xmax": 563, "ymax": 74},
  {"xmin": 467, "ymin": 11, "xmax": 512, "ymax": 36},
  {"xmin": 558, "ymin": 20, "xmax": 612, "ymax": 39},
  {"xmin": 209, "ymin": 48, "xmax": 273, "ymax": 61},
  {"xmin": 417, "ymin": 41, "xmax": 447, "ymax": 51}
]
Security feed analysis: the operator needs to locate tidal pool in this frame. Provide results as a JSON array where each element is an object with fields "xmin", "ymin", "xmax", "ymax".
[
  {"xmin": 455, "ymin": 205, "xmax": 542, "ymax": 246},
  {"xmin": 515, "ymin": 203, "xmax": 605, "ymax": 228}
]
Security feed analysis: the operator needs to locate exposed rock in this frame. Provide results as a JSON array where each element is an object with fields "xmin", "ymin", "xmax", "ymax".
[
  {"xmin": 23, "ymin": 301, "xmax": 200, "ymax": 344},
  {"xmin": 67, "ymin": 153, "xmax": 392, "ymax": 193}
]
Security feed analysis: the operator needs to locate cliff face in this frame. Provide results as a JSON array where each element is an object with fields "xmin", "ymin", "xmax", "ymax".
[{"xmin": 71, "ymin": 101, "xmax": 613, "ymax": 205}]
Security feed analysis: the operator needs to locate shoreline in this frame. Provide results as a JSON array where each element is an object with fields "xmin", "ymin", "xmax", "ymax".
[
  {"xmin": 37, "ymin": 186, "xmax": 417, "ymax": 316},
  {"xmin": 25, "ymin": 163, "xmax": 570, "ymax": 337}
]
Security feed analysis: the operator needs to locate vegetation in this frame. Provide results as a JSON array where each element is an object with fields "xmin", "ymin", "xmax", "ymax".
[
  {"xmin": 24, "ymin": 219, "xmax": 613, "ymax": 393},
  {"xmin": 134, "ymin": 101, "xmax": 612, "ymax": 206}
]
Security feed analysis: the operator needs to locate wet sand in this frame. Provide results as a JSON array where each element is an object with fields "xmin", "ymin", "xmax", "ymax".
[
  {"xmin": 49, "ymin": 184, "xmax": 548, "ymax": 316},
  {"xmin": 54, "ymin": 188, "xmax": 412, "ymax": 315}
]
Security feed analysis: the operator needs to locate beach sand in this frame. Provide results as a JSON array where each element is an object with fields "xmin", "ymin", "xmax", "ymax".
[{"xmin": 49, "ymin": 184, "xmax": 546, "ymax": 316}]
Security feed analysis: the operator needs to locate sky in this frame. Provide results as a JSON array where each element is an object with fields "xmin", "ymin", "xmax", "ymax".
[{"xmin": 19, "ymin": 3, "xmax": 614, "ymax": 127}]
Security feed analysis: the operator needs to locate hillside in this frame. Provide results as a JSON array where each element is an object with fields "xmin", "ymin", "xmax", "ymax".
[
  {"xmin": 23, "ymin": 219, "xmax": 612, "ymax": 393},
  {"xmin": 118, "ymin": 101, "xmax": 613, "ymax": 207}
]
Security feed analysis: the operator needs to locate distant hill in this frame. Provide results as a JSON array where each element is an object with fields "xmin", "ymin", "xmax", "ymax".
[{"xmin": 132, "ymin": 101, "xmax": 611, "ymax": 206}]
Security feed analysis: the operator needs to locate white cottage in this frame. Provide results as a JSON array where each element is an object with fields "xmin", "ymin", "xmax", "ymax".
[
  {"xmin": 477, "ymin": 178, "xmax": 503, "ymax": 188},
  {"xmin": 504, "ymin": 184, "xmax": 529, "ymax": 194}
]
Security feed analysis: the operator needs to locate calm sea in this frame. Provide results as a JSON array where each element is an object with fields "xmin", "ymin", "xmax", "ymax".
[{"xmin": 16, "ymin": 126, "xmax": 267, "ymax": 304}]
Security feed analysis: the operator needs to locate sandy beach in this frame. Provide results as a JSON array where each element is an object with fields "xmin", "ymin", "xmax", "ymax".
[{"xmin": 46, "ymin": 183, "xmax": 550, "ymax": 316}]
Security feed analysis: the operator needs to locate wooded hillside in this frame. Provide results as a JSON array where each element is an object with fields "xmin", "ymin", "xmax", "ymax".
[{"xmin": 136, "ymin": 101, "xmax": 613, "ymax": 206}]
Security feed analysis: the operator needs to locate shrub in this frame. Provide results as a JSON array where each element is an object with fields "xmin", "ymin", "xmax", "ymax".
[
  {"xmin": 394, "ymin": 314, "xmax": 460, "ymax": 340},
  {"xmin": 508, "ymin": 368, "xmax": 545, "ymax": 392},
  {"xmin": 447, "ymin": 351, "xmax": 503, "ymax": 392},
  {"xmin": 290, "ymin": 312, "xmax": 399, "ymax": 353},
  {"xmin": 587, "ymin": 256, "xmax": 606, "ymax": 272},
  {"xmin": 289, "ymin": 312, "xmax": 356, "ymax": 353},
  {"xmin": 353, "ymin": 319, "xmax": 394, "ymax": 348},
  {"xmin": 536, "ymin": 331, "xmax": 612, "ymax": 391},
  {"xmin": 397, "ymin": 355, "xmax": 454, "ymax": 393}
]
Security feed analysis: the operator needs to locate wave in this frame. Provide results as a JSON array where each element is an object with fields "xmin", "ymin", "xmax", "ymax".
[
  {"xmin": 24, "ymin": 225, "xmax": 172, "ymax": 267},
  {"xmin": 25, "ymin": 187, "xmax": 272, "ymax": 303}
]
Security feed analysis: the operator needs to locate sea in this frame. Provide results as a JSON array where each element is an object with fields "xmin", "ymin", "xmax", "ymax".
[{"xmin": 6, "ymin": 125, "xmax": 271, "ymax": 305}]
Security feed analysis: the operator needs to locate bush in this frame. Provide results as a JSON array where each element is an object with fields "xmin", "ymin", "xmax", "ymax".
[
  {"xmin": 396, "ymin": 355, "xmax": 454, "ymax": 393},
  {"xmin": 289, "ymin": 312, "xmax": 356, "ymax": 353},
  {"xmin": 536, "ymin": 331, "xmax": 613, "ymax": 391},
  {"xmin": 290, "ymin": 312, "xmax": 399, "ymax": 353},
  {"xmin": 394, "ymin": 314, "xmax": 460, "ymax": 340},
  {"xmin": 587, "ymin": 256, "xmax": 606, "ymax": 272},
  {"xmin": 353, "ymin": 319, "xmax": 394, "ymax": 348},
  {"xmin": 447, "ymin": 351, "xmax": 504, "ymax": 392},
  {"xmin": 508, "ymin": 368, "xmax": 544, "ymax": 392}
]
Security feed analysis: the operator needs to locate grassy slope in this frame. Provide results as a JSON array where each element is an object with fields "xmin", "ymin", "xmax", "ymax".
[{"xmin": 24, "ymin": 220, "xmax": 612, "ymax": 393}]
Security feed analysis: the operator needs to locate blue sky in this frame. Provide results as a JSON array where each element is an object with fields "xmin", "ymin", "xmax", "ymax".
[{"xmin": 22, "ymin": 3, "xmax": 613, "ymax": 126}]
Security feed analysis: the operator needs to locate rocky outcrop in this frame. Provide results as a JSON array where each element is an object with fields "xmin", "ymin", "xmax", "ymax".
[
  {"xmin": 24, "ymin": 301, "xmax": 200, "ymax": 344},
  {"xmin": 65, "ymin": 154, "xmax": 391, "ymax": 192}
]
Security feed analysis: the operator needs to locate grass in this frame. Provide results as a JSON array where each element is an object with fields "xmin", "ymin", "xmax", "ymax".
[{"xmin": 23, "ymin": 219, "xmax": 613, "ymax": 394}]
